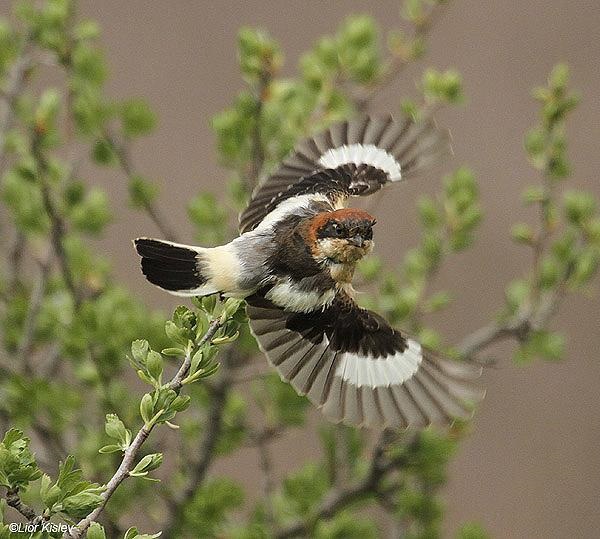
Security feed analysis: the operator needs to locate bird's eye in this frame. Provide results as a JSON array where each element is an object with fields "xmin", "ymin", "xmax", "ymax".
[
  {"xmin": 331, "ymin": 223, "xmax": 345, "ymax": 237},
  {"xmin": 363, "ymin": 227, "xmax": 373, "ymax": 240}
]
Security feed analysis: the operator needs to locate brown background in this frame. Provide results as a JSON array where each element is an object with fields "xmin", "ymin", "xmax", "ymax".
[{"xmin": 7, "ymin": 0, "xmax": 600, "ymax": 537}]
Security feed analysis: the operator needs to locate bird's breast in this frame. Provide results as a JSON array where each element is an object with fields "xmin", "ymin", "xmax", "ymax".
[{"xmin": 329, "ymin": 262, "xmax": 356, "ymax": 283}]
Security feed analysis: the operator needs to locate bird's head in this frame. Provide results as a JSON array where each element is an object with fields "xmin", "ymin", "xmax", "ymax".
[{"xmin": 307, "ymin": 209, "xmax": 376, "ymax": 265}]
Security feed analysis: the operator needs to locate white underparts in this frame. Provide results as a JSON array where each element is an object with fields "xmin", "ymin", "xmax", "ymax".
[
  {"xmin": 335, "ymin": 339, "xmax": 422, "ymax": 388},
  {"xmin": 265, "ymin": 278, "xmax": 336, "ymax": 313},
  {"xmin": 318, "ymin": 143, "xmax": 402, "ymax": 182}
]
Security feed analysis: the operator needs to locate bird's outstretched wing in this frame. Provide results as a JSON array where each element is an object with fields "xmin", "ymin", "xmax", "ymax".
[
  {"xmin": 246, "ymin": 293, "xmax": 483, "ymax": 428},
  {"xmin": 239, "ymin": 114, "xmax": 450, "ymax": 233}
]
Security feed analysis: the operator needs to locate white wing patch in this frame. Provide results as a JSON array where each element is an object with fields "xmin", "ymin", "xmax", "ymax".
[
  {"xmin": 335, "ymin": 339, "xmax": 422, "ymax": 387},
  {"xmin": 318, "ymin": 143, "xmax": 402, "ymax": 182},
  {"xmin": 254, "ymin": 193, "xmax": 332, "ymax": 231}
]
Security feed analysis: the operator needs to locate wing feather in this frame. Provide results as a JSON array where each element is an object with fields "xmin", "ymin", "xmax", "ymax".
[
  {"xmin": 239, "ymin": 114, "xmax": 450, "ymax": 233},
  {"xmin": 246, "ymin": 294, "xmax": 483, "ymax": 429}
]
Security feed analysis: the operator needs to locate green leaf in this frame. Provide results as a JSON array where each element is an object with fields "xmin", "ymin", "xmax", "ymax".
[
  {"xmin": 70, "ymin": 188, "xmax": 112, "ymax": 234},
  {"xmin": 0, "ymin": 429, "xmax": 42, "ymax": 488},
  {"xmin": 403, "ymin": 0, "xmax": 425, "ymax": 22},
  {"xmin": 123, "ymin": 530, "xmax": 162, "ymax": 539},
  {"xmin": 212, "ymin": 331, "xmax": 239, "ymax": 344},
  {"xmin": 398, "ymin": 487, "xmax": 443, "ymax": 524},
  {"xmin": 131, "ymin": 340, "xmax": 150, "ymax": 365},
  {"xmin": 315, "ymin": 512, "xmax": 378, "ymax": 538},
  {"xmin": 222, "ymin": 298, "xmax": 245, "ymax": 320},
  {"xmin": 124, "ymin": 528, "xmax": 139, "ymax": 539},
  {"xmin": 91, "ymin": 138, "xmax": 116, "ymax": 165},
  {"xmin": 169, "ymin": 395, "xmax": 191, "ymax": 413},
  {"xmin": 130, "ymin": 453, "xmax": 163, "ymax": 477},
  {"xmin": 161, "ymin": 347, "xmax": 185, "ymax": 357},
  {"xmin": 549, "ymin": 62, "xmax": 570, "ymax": 92},
  {"xmin": 584, "ymin": 218, "xmax": 600, "ymax": 245},
  {"xmin": 88, "ymin": 523, "xmax": 107, "ymax": 539},
  {"xmin": 181, "ymin": 362, "xmax": 220, "ymax": 384},
  {"xmin": 128, "ymin": 175, "xmax": 158, "ymax": 208},
  {"xmin": 105, "ymin": 414, "xmax": 131, "ymax": 447},
  {"xmin": 511, "ymin": 223, "xmax": 535, "ymax": 244},
  {"xmin": 418, "ymin": 327, "xmax": 441, "ymax": 350},
  {"xmin": 74, "ymin": 20, "xmax": 101, "ymax": 41},
  {"xmin": 238, "ymin": 27, "xmax": 282, "ymax": 82},
  {"xmin": 98, "ymin": 444, "xmax": 122, "ymax": 454},
  {"xmin": 201, "ymin": 294, "xmax": 218, "ymax": 315},
  {"xmin": 35, "ymin": 89, "xmax": 61, "ymax": 128},
  {"xmin": 424, "ymin": 291, "xmax": 452, "ymax": 312},
  {"xmin": 39, "ymin": 474, "xmax": 61, "ymax": 509},
  {"xmin": 121, "ymin": 99, "xmax": 157, "ymax": 137},
  {"xmin": 146, "ymin": 350, "xmax": 163, "ymax": 384},
  {"xmin": 187, "ymin": 193, "xmax": 228, "ymax": 245},
  {"xmin": 538, "ymin": 256, "xmax": 561, "ymax": 289},
  {"xmin": 72, "ymin": 45, "xmax": 107, "ymax": 85},
  {"xmin": 174, "ymin": 478, "xmax": 243, "ymax": 537},
  {"xmin": 522, "ymin": 186, "xmax": 546, "ymax": 204},
  {"xmin": 423, "ymin": 68, "xmax": 464, "ymax": 104},
  {"xmin": 457, "ymin": 522, "xmax": 491, "ymax": 539},
  {"xmin": 61, "ymin": 489, "xmax": 104, "ymax": 519},
  {"xmin": 140, "ymin": 393, "xmax": 155, "ymax": 425},
  {"xmin": 505, "ymin": 279, "xmax": 530, "ymax": 312},
  {"xmin": 571, "ymin": 248, "xmax": 599, "ymax": 286},
  {"xmin": 520, "ymin": 330, "xmax": 565, "ymax": 362},
  {"xmin": 137, "ymin": 369, "xmax": 155, "ymax": 386},
  {"xmin": 283, "ymin": 462, "xmax": 330, "ymax": 517},
  {"xmin": 524, "ymin": 127, "xmax": 545, "ymax": 158},
  {"xmin": 564, "ymin": 191, "xmax": 596, "ymax": 226},
  {"xmin": 418, "ymin": 196, "xmax": 441, "ymax": 228},
  {"xmin": 337, "ymin": 16, "xmax": 380, "ymax": 84},
  {"xmin": 165, "ymin": 320, "xmax": 186, "ymax": 345}
]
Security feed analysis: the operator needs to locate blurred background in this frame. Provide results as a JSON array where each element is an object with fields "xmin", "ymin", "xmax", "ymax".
[{"xmin": 2, "ymin": 1, "xmax": 600, "ymax": 537}]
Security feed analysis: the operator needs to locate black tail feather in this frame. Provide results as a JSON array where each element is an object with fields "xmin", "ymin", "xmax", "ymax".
[{"xmin": 134, "ymin": 238, "xmax": 206, "ymax": 292}]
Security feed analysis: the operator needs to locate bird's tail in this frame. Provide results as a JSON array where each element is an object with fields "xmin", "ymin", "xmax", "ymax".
[{"xmin": 134, "ymin": 238, "xmax": 233, "ymax": 297}]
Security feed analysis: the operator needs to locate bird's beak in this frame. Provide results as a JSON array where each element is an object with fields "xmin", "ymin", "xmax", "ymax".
[{"xmin": 348, "ymin": 235, "xmax": 364, "ymax": 247}]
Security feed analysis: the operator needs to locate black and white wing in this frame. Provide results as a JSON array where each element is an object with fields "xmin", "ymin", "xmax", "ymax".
[
  {"xmin": 239, "ymin": 114, "xmax": 450, "ymax": 233},
  {"xmin": 246, "ymin": 294, "xmax": 483, "ymax": 429}
]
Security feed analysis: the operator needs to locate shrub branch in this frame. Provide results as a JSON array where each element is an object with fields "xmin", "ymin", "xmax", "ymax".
[{"xmin": 65, "ymin": 317, "xmax": 223, "ymax": 539}]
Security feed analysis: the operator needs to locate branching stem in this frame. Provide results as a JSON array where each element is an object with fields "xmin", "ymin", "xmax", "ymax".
[{"xmin": 65, "ymin": 318, "xmax": 223, "ymax": 539}]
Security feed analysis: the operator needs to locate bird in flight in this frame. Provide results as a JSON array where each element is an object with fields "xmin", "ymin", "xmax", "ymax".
[{"xmin": 134, "ymin": 115, "xmax": 484, "ymax": 428}]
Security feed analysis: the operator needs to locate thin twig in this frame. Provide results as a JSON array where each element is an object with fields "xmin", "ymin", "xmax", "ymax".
[
  {"xmin": 457, "ymin": 316, "xmax": 529, "ymax": 359},
  {"xmin": 275, "ymin": 430, "xmax": 404, "ymax": 539},
  {"xmin": 0, "ymin": 38, "xmax": 33, "ymax": 173},
  {"xmin": 256, "ymin": 430, "xmax": 276, "ymax": 527},
  {"xmin": 352, "ymin": 2, "xmax": 447, "ymax": 111},
  {"xmin": 5, "ymin": 486, "xmax": 45, "ymax": 524},
  {"xmin": 104, "ymin": 131, "xmax": 179, "ymax": 242},
  {"xmin": 30, "ymin": 418, "xmax": 69, "ymax": 464},
  {"xmin": 7, "ymin": 230, "xmax": 26, "ymax": 289},
  {"xmin": 16, "ymin": 261, "xmax": 50, "ymax": 374},
  {"xmin": 161, "ymin": 350, "xmax": 236, "ymax": 538},
  {"xmin": 246, "ymin": 70, "xmax": 270, "ymax": 192},
  {"xmin": 31, "ymin": 133, "xmax": 80, "ymax": 306},
  {"xmin": 65, "ymin": 318, "xmax": 223, "ymax": 539},
  {"xmin": 244, "ymin": 424, "xmax": 285, "ymax": 448}
]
